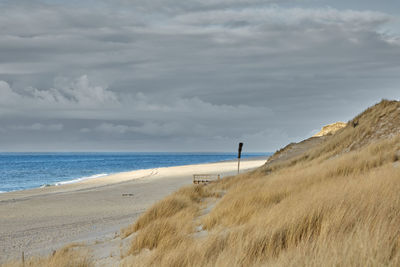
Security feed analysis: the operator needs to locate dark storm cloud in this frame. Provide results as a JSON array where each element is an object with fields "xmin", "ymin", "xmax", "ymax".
[{"xmin": 1, "ymin": 0, "xmax": 400, "ymax": 151}]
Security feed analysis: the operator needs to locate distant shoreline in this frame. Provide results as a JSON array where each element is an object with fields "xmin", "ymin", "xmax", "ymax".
[{"xmin": 0, "ymin": 153, "xmax": 270, "ymax": 194}]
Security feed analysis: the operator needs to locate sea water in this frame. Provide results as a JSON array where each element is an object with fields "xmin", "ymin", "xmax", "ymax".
[{"xmin": 0, "ymin": 152, "xmax": 270, "ymax": 193}]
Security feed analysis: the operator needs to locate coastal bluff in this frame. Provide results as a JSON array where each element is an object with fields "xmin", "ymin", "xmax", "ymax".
[{"xmin": 313, "ymin": 121, "xmax": 347, "ymax": 137}]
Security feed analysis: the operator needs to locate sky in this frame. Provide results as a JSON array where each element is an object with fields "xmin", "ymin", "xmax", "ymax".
[{"xmin": 1, "ymin": 0, "xmax": 400, "ymax": 152}]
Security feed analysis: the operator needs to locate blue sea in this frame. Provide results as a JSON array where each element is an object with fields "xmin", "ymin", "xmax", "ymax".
[{"xmin": 0, "ymin": 152, "xmax": 270, "ymax": 193}]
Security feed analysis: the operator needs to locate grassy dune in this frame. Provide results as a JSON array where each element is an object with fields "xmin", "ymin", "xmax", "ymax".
[
  {"xmin": 3, "ymin": 100, "xmax": 400, "ymax": 266},
  {"xmin": 120, "ymin": 100, "xmax": 400, "ymax": 266}
]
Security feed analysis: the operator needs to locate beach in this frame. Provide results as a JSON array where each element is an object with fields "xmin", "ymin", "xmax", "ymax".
[{"xmin": 0, "ymin": 157, "xmax": 267, "ymax": 263}]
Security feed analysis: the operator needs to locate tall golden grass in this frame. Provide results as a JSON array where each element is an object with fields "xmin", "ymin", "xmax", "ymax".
[
  {"xmin": 121, "ymin": 100, "xmax": 400, "ymax": 266},
  {"xmin": 121, "ymin": 185, "xmax": 219, "ymax": 254}
]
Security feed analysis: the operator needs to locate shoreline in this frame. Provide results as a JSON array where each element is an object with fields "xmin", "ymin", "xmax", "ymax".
[
  {"xmin": 0, "ymin": 157, "xmax": 267, "ymax": 263},
  {"xmin": 0, "ymin": 155, "xmax": 269, "ymax": 196}
]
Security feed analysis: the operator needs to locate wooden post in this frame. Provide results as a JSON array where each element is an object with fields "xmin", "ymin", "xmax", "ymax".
[
  {"xmin": 238, "ymin": 142, "xmax": 243, "ymax": 174},
  {"xmin": 22, "ymin": 251, "xmax": 24, "ymax": 266}
]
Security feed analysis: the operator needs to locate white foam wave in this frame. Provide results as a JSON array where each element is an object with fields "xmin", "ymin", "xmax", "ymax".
[{"xmin": 55, "ymin": 173, "xmax": 108, "ymax": 186}]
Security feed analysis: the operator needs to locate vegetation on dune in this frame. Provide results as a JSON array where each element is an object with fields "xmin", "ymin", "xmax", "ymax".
[
  {"xmin": 121, "ymin": 185, "xmax": 220, "ymax": 255},
  {"xmin": 306, "ymin": 99, "xmax": 400, "ymax": 161},
  {"xmin": 120, "ymin": 99, "xmax": 400, "ymax": 266}
]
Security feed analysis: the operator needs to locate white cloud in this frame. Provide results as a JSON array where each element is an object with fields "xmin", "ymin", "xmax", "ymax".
[
  {"xmin": 0, "ymin": 80, "xmax": 18, "ymax": 103},
  {"xmin": 22, "ymin": 75, "xmax": 118, "ymax": 105},
  {"xmin": 0, "ymin": 75, "xmax": 118, "ymax": 115}
]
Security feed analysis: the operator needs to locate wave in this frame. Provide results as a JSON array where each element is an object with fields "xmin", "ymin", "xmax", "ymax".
[
  {"xmin": 54, "ymin": 173, "xmax": 109, "ymax": 186},
  {"xmin": 0, "ymin": 173, "xmax": 109, "ymax": 193},
  {"xmin": 0, "ymin": 173, "xmax": 108, "ymax": 193}
]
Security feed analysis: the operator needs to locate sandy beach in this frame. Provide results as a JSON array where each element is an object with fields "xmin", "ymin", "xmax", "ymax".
[{"xmin": 0, "ymin": 157, "xmax": 267, "ymax": 263}]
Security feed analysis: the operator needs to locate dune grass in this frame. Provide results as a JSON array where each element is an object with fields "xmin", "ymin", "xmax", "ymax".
[
  {"xmin": 121, "ymin": 185, "xmax": 218, "ymax": 239},
  {"xmin": 305, "ymin": 99, "xmax": 400, "ymax": 161},
  {"xmin": 122, "ymin": 137, "xmax": 400, "ymax": 267},
  {"xmin": 121, "ymin": 100, "xmax": 400, "ymax": 266}
]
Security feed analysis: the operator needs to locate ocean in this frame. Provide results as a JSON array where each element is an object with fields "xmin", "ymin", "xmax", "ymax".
[{"xmin": 0, "ymin": 152, "xmax": 270, "ymax": 193}]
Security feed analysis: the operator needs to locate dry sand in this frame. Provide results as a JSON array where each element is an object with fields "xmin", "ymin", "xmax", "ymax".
[{"xmin": 0, "ymin": 158, "xmax": 267, "ymax": 263}]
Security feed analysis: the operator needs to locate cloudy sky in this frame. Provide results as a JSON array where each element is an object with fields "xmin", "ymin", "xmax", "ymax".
[{"xmin": 0, "ymin": 0, "xmax": 400, "ymax": 152}]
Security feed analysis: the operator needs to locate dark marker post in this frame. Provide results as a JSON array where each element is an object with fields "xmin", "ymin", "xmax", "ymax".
[{"xmin": 238, "ymin": 142, "xmax": 243, "ymax": 174}]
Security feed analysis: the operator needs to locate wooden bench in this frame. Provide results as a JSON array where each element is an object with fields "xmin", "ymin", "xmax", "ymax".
[{"xmin": 193, "ymin": 174, "xmax": 221, "ymax": 184}]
